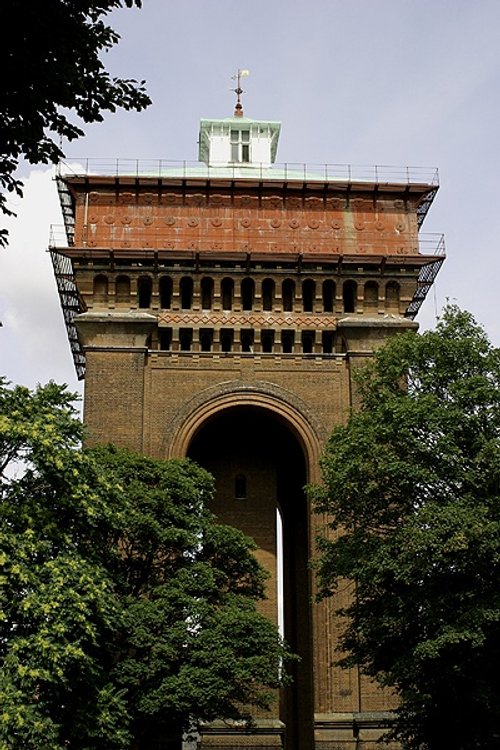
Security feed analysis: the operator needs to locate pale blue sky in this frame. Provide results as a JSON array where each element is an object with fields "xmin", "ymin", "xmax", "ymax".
[{"xmin": 2, "ymin": 0, "xmax": 500, "ymax": 390}]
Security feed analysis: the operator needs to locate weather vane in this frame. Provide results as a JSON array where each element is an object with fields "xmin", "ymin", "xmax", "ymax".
[{"xmin": 231, "ymin": 69, "xmax": 250, "ymax": 117}]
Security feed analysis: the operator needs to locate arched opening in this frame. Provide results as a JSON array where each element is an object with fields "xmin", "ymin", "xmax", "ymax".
[
  {"xmin": 200, "ymin": 329, "xmax": 213, "ymax": 352},
  {"xmin": 201, "ymin": 277, "xmax": 214, "ymax": 310},
  {"xmin": 221, "ymin": 277, "xmax": 234, "ymax": 311},
  {"xmin": 137, "ymin": 276, "xmax": 152, "ymax": 309},
  {"xmin": 159, "ymin": 276, "xmax": 172, "ymax": 309},
  {"xmin": 364, "ymin": 281, "xmax": 378, "ymax": 313},
  {"xmin": 322, "ymin": 279, "xmax": 335, "ymax": 313},
  {"xmin": 241, "ymin": 277, "xmax": 255, "ymax": 311},
  {"xmin": 115, "ymin": 275, "xmax": 130, "ymax": 308},
  {"xmin": 386, "ymin": 280, "xmax": 400, "ymax": 313},
  {"xmin": 262, "ymin": 278, "xmax": 275, "ymax": 311},
  {"xmin": 188, "ymin": 406, "xmax": 314, "ymax": 750},
  {"xmin": 282, "ymin": 279, "xmax": 295, "ymax": 312},
  {"xmin": 93, "ymin": 274, "xmax": 108, "ymax": 307},
  {"xmin": 343, "ymin": 280, "xmax": 357, "ymax": 313},
  {"xmin": 302, "ymin": 279, "xmax": 315, "ymax": 313},
  {"xmin": 180, "ymin": 277, "xmax": 193, "ymax": 310}
]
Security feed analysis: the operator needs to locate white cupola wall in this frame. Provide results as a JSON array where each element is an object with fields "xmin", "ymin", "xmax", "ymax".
[{"xmin": 198, "ymin": 117, "xmax": 281, "ymax": 169}]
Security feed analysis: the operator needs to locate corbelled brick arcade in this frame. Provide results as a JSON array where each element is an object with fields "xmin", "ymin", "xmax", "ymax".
[{"xmin": 51, "ymin": 104, "xmax": 444, "ymax": 750}]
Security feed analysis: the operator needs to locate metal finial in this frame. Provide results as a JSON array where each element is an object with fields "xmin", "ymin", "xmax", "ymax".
[{"xmin": 231, "ymin": 69, "xmax": 250, "ymax": 117}]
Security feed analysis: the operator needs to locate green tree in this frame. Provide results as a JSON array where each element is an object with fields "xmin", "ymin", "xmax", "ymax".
[
  {"xmin": 0, "ymin": 379, "xmax": 128, "ymax": 750},
  {"xmin": 312, "ymin": 306, "xmax": 500, "ymax": 750},
  {"xmin": 0, "ymin": 380, "xmax": 291, "ymax": 749},
  {"xmin": 1, "ymin": 1, "xmax": 150, "ymax": 245},
  {"xmin": 91, "ymin": 444, "xmax": 292, "ymax": 747}
]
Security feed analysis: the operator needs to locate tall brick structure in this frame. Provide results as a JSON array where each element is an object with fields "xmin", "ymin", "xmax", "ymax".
[{"xmin": 51, "ymin": 104, "xmax": 444, "ymax": 749}]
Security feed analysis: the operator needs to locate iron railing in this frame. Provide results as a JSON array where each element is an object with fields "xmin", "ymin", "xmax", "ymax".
[{"xmin": 57, "ymin": 159, "xmax": 439, "ymax": 186}]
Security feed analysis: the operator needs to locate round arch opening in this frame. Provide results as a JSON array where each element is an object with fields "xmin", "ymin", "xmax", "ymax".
[
  {"xmin": 187, "ymin": 403, "xmax": 314, "ymax": 750},
  {"xmin": 170, "ymin": 390, "xmax": 321, "ymax": 483}
]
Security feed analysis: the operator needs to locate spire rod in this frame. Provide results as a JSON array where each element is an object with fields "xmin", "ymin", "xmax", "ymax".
[{"xmin": 231, "ymin": 69, "xmax": 250, "ymax": 117}]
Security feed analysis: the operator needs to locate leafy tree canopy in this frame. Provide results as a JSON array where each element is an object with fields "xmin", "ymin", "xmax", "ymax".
[
  {"xmin": 0, "ymin": 379, "xmax": 291, "ymax": 749},
  {"xmin": 0, "ymin": 1, "xmax": 151, "ymax": 245},
  {"xmin": 312, "ymin": 306, "xmax": 500, "ymax": 750}
]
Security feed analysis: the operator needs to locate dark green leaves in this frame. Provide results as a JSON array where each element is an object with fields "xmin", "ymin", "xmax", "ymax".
[
  {"xmin": 0, "ymin": 381, "xmax": 291, "ymax": 749},
  {"xmin": 313, "ymin": 306, "xmax": 500, "ymax": 750},
  {"xmin": 91, "ymin": 446, "xmax": 292, "ymax": 741},
  {"xmin": 0, "ymin": 1, "xmax": 151, "ymax": 245}
]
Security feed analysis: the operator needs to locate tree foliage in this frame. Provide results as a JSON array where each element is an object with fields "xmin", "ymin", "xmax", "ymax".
[
  {"xmin": 0, "ymin": 380, "xmax": 291, "ymax": 749},
  {"xmin": 0, "ymin": 380, "xmax": 124, "ymax": 750},
  {"xmin": 0, "ymin": 1, "xmax": 150, "ymax": 245},
  {"xmin": 313, "ymin": 306, "xmax": 500, "ymax": 750},
  {"xmin": 90, "ymin": 445, "xmax": 292, "ymax": 746}
]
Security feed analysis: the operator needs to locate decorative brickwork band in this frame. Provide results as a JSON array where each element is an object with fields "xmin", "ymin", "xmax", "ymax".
[{"xmin": 158, "ymin": 312, "xmax": 338, "ymax": 328}]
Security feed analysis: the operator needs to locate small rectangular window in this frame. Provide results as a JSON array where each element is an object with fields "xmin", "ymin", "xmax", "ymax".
[
  {"xmin": 159, "ymin": 328, "xmax": 172, "ymax": 351},
  {"xmin": 235, "ymin": 474, "xmax": 247, "ymax": 500},
  {"xmin": 180, "ymin": 328, "xmax": 193, "ymax": 352},
  {"xmin": 261, "ymin": 330, "xmax": 275, "ymax": 353},
  {"xmin": 282, "ymin": 330, "xmax": 294, "ymax": 354},
  {"xmin": 322, "ymin": 331, "xmax": 335, "ymax": 354},
  {"xmin": 230, "ymin": 130, "xmax": 251, "ymax": 163},
  {"xmin": 220, "ymin": 329, "xmax": 233, "ymax": 353},
  {"xmin": 241, "ymin": 329, "xmax": 254, "ymax": 353},
  {"xmin": 302, "ymin": 331, "xmax": 315, "ymax": 354}
]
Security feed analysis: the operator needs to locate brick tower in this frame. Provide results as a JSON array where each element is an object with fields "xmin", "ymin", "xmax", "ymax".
[{"xmin": 51, "ymin": 98, "xmax": 444, "ymax": 749}]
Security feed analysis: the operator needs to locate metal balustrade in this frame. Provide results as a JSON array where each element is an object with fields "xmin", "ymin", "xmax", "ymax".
[{"xmin": 57, "ymin": 159, "xmax": 439, "ymax": 186}]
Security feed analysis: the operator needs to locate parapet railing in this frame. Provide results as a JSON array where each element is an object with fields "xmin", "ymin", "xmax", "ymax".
[
  {"xmin": 49, "ymin": 225, "xmax": 72, "ymax": 248},
  {"xmin": 419, "ymin": 233, "xmax": 446, "ymax": 257},
  {"xmin": 57, "ymin": 159, "xmax": 439, "ymax": 186}
]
